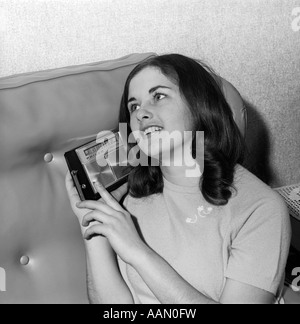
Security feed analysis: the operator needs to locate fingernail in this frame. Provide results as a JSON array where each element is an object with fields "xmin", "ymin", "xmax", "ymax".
[
  {"xmin": 94, "ymin": 181, "xmax": 104, "ymax": 189},
  {"xmin": 82, "ymin": 218, "xmax": 88, "ymax": 227},
  {"xmin": 76, "ymin": 202, "xmax": 81, "ymax": 207}
]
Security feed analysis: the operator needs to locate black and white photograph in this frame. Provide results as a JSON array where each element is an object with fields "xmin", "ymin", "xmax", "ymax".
[{"xmin": 0, "ymin": 0, "xmax": 299, "ymax": 307}]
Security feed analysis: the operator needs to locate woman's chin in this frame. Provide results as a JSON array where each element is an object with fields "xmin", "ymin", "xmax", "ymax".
[
  {"xmin": 136, "ymin": 134, "xmax": 185, "ymax": 166},
  {"xmin": 140, "ymin": 147, "xmax": 177, "ymax": 167},
  {"xmin": 139, "ymin": 146, "xmax": 162, "ymax": 162}
]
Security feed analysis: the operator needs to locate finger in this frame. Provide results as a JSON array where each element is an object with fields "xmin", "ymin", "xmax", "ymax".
[
  {"xmin": 65, "ymin": 172, "xmax": 81, "ymax": 205},
  {"xmin": 94, "ymin": 181, "xmax": 124, "ymax": 212},
  {"xmin": 82, "ymin": 210, "xmax": 112, "ymax": 227},
  {"xmin": 83, "ymin": 223, "xmax": 109, "ymax": 240},
  {"xmin": 111, "ymin": 182, "xmax": 129, "ymax": 202},
  {"xmin": 76, "ymin": 199, "xmax": 117, "ymax": 215}
]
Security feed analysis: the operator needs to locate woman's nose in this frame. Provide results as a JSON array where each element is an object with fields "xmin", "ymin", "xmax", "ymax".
[{"xmin": 136, "ymin": 104, "xmax": 154, "ymax": 122}]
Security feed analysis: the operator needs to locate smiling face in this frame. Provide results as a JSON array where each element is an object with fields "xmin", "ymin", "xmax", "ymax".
[{"xmin": 127, "ymin": 67, "xmax": 193, "ymax": 164}]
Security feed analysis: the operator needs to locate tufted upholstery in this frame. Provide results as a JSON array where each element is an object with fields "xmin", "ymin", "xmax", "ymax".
[{"xmin": 0, "ymin": 53, "xmax": 247, "ymax": 304}]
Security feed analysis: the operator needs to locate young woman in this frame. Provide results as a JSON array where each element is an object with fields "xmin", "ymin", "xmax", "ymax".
[{"xmin": 66, "ymin": 54, "xmax": 291, "ymax": 304}]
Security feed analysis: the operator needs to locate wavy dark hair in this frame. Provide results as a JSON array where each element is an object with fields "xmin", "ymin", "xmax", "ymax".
[{"xmin": 119, "ymin": 54, "xmax": 245, "ymax": 206}]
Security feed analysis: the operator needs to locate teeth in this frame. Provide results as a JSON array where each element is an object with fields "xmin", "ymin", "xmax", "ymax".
[{"xmin": 144, "ymin": 126, "xmax": 163, "ymax": 136}]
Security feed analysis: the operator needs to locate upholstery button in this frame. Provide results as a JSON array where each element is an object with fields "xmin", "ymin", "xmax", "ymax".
[
  {"xmin": 20, "ymin": 256, "xmax": 30, "ymax": 266},
  {"xmin": 44, "ymin": 153, "xmax": 54, "ymax": 163}
]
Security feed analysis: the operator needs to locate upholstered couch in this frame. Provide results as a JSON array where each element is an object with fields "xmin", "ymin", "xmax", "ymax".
[{"xmin": 0, "ymin": 52, "xmax": 296, "ymax": 304}]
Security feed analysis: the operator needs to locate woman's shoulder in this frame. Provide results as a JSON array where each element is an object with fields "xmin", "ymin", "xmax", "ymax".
[
  {"xmin": 228, "ymin": 165, "xmax": 290, "ymax": 229},
  {"xmin": 233, "ymin": 165, "xmax": 286, "ymax": 206}
]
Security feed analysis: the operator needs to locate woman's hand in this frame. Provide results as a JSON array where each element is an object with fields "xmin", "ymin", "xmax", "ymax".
[
  {"xmin": 65, "ymin": 172, "xmax": 128, "ymax": 228},
  {"xmin": 67, "ymin": 174, "xmax": 148, "ymax": 265}
]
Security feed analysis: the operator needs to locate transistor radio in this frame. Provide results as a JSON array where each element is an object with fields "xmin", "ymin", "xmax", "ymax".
[{"xmin": 65, "ymin": 129, "xmax": 133, "ymax": 201}]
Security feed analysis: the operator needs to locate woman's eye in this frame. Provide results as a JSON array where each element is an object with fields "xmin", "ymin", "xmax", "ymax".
[
  {"xmin": 129, "ymin": 104, "xmax": 139, "ymax": 113},
  {"xmin": 154, "ymin": 93, "xmax": 166, "ymax": 101}
]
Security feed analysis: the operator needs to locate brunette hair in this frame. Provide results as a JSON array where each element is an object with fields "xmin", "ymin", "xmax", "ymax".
[{"xmin": 119, "ymin": 54, "xmax": 245, "ymax": 206}]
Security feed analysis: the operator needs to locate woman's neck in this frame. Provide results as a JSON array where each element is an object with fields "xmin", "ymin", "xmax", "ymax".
[{"xmin": 160, "ymin": 155, "xmax": 201, "ymax": 187}]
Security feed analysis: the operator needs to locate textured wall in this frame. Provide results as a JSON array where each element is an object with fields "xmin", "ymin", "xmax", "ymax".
[{"xmin": 0, "ymin": 0, "xmax": 299, "ymax": 187}]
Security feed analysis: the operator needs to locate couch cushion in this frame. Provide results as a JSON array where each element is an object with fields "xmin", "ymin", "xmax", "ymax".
[{"xmin": 0, "ymin": 53, "xmax": 155, "ymax": 304}]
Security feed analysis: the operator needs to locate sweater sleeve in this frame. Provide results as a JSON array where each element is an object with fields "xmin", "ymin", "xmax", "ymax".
[{"xmin": 225, "ymin": 195, "xmax": 292, "ymax": 295}]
